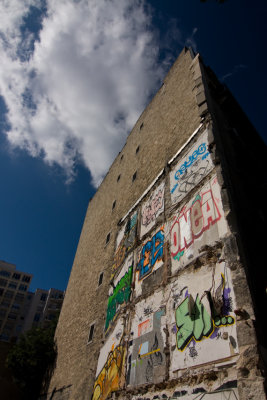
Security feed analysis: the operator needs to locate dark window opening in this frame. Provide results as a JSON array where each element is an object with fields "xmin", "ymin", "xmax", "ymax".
[
  {"xmin": 117, "ymin": 174, "xmax": 121, "ymax": 182},
  {"xmin": 34, "ymin": 313, "xmax": 41, "ymax": 322},
  {"xmin": 136, "ymin": 146, "xmax": 140, "ymax": 154},
  {"xmin": 98, "ymin": 272, "xmax": 104, "ymax": 286},
  {"xmin": 140, "ymin": 122, "xmax": 144, "ymax": 130},
  {"xmin": 106, "ymin": 232, "xmax": 111, "ymax": 244},
  {"xmin": 132, "ymin": 171, "xmax": 137, "ymax": 182},
  {"xmin": 120, "ymin": 154, "xmax": 124, "ymax": 161},
  {"xmin": 112, "ymin": 200, "xmax": 116, "ymax": 210},
  {"xmin": 88, "ymin": 323, "xmax": 95, "ymax": 342}
]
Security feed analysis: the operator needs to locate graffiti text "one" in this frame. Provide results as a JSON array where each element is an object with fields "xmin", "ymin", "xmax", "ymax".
[{"xmin": 171, "ymin": 190, "xmax": 221, "ymax": 258}]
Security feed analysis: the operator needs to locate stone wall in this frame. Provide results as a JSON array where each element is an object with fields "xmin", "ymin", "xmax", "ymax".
[
  {"xmin": 47, "ymin": 48, "xmax": 201, "ymax": 400},
  {"xmin": 45, "ymin": 49, "xmax": 266, "ymax": 400}
]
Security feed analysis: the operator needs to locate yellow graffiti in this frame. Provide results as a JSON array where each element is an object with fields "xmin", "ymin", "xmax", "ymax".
[
  {"xmin": 92, "ymin": 345, "xmax": 126, "ymax": 400},
  {"xmin": 140, "ymin": 348, "xmax": 161, "ymax": 358}
]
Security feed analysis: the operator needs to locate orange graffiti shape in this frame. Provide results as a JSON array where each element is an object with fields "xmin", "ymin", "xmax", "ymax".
[{"xmin": 138, "ymin": 319, "xmax": 151, "ymax": 337}]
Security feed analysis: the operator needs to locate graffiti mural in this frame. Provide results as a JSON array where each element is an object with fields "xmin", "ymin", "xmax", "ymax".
[
  {"xmin": 112, "ymin": 212, "xmax": 137, "ymax": 276},
  {"xmin": 141, "ymin": 182, "xmax": 165, "ymax": 237},
  {"xmin": 167, "ymin": 263, "xmax": 238, "ymax": 374},
  {"xmin": 127, "ymin": 292, "xmax": 167, "ymax": 386},
  {"xmin": 135, "ymin": 226, "xmax": 165, "ymax": 296},
  {"xmin": 170, "ymin": 130, "xmax": 214, "ymax": 205},
  {"xmin": 105, "ymin": 255, "xmax": 133, "ymax": 332},
  {"xmin": 93, "ymin": 319, "xmax": 126, "ymax": 400},
  {"xmin": 170, "ymin": 175, "xmax": 228, "ymax": 274}
]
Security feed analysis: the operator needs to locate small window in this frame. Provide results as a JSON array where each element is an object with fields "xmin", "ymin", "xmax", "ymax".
[
  {"xmin": 120, "ymin": 154, "xmax": 124, "ymax": 161},
  {"xmin": 136, "ymin": 146, "xmax": 140, "ymax": 154},
  {"xmin": 117, "ymin": 174, "xmax": 121, "ymax": 182},
  {"xmin": 140, "ymin": 122, "xmax": 144, "ymax": 130},
  {"xmin": 15, "ymin": 293, "xmax": 24, "ymax": 302},
  {"xmin": 12, "ymin": 273, "xmax": 21, "ymax": 280},
  {"xmin": 98, "ymin": 272, "xmax": 104, "ymax": 286},
  {"xmin": 18, "ymin": 284, "xmax": 27, "ymax": 292},
  {"xmin": 132, "ymin": 171, "xmax": 137, "ymax": 182},
  {"xmin": 0, "ymin": 279, "xmax": 8, "ymax": 287},
  {"xmin": 7, "ymin": 313, "xmax": 17, "ymax": 320},
  {"xmin": 4, "ymin": 291, "xmax": 14, "ymax": 299},
  {"xmin": 106, "ymin": 232, "xmax": 111, "ymax": 245},
  {"xmin": 34, "ymin": 313, "xmax": 41, "ymax": 322},
  {"xmin": 40, "ymin": 294, "xmax": 47, "ymax": 301},
  {"xmin": 8, "ymin": 283, "xmax": 17, "ymax": 289},
  {"xmin": 22, "ymin": 275, "xmax": 30, "ymax": 283},
  {"xmin": 0, "ymin": 271, "xmax": 11, "ymax": 277},
  {"xmin": 88, "ymin": 323, "xmax": 95, "ymax": 343},
  {"xmin": 112, "ymin": 200, "xmax": 116, "ymax": 210},
  {"xmin": 0, "ymin": 288, "xmax": 3, "ymax": 296}
]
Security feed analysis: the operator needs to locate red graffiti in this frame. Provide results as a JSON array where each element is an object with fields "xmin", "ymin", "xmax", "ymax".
[
  {"xmin": 171, "ymin": 189, "xmax": 221, "ymax": 257},
  {"xmin": 142, "ymin": 188, "xmax": 164, "ymax": 227}
]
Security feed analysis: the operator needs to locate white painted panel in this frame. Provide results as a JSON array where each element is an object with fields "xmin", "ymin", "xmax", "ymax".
[
  {"xmin": 170, "ymin": 130, "xmax": 214, "ymax": 205},
  {"xmin": 140, "ymin": 182, "xmax": 165, "ymax": 237},
  {"xmin": 170, "ymin": 174, "xmax": 228, "ymax": 274},
  {"xmin": 166, "ymin": 263, "xmax": 238, "ymax": 375},
  {"xmin": 95, "ymin": 318, "xmax": 124, "ymax": 377}
]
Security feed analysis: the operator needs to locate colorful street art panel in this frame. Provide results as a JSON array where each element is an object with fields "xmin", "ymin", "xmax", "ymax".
[
  {"xmin": 93, "ymin": 319, "xmax": 126, "ymax": 400},
  {"xmin": 140, "ymin": 182, "xmax": 165, "ymax": 237},
  {"xmin": 127, "ymin": 291, "xmax": 167, "ymax": 386},
  {"xmin": 105, "ymin": 254, "xmax": 134, "ymax": 332},
  {"xmin": 170, "ymin": 174, "xmax": 228, "ymax": 274},
  {"xmin": 167, "ymin": 263, "xmax": 238, "ymax": 375},
  {"xmin": 135, "ymin": 225, "xmax": 165, "ymax": 297},
  {"xmin": 170, "ymin": 130, "xmax": 214, "ymax": 205},
  {"xmin": 112, "ymin": 211, "xmax": 138, "ymax": 276}
]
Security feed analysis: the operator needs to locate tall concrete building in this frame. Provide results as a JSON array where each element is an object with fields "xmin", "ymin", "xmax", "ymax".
[
  {"xmin": 0, "ymin": 260, "xmax": 64, "ymax": 341},
  {"xmin": 0, "ymin": 260, "xmax": 33, "ymax": 342},
  {"xmin": 22, "ymin": 288, "xmax": 64, "ymax": 333},
  {"xmin": 46, "ymin": 49, "xmax": 266, "ymax": 400}
]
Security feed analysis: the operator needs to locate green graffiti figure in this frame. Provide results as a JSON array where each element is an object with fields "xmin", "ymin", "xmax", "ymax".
[
  {"xmin": 175, "ymin": 294, "xmax": 213, "ymax": 350},
  {"xmin": 105, "ymin": 265, "xmax": 133, "ymax": 331}
]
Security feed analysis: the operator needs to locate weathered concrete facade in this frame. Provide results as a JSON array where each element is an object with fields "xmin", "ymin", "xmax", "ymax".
[{"xmin": 45, "ymin": 49, "xmax": 266, "ymax": 400}]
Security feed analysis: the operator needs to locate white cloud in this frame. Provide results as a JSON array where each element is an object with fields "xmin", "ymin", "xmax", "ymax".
[{"xmin": 0, "ymin": 0, "xmax": 167, "ymax": 186}]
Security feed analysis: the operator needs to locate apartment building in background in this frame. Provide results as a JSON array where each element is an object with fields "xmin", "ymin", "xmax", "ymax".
[
  {"xmin": 45, "ymin": 48, "xmax": 266, "ymax": 400},
  {"xmin": 0, "ymin": 260, "xmax": 64, "ymax": 342},
  {"xmin": 0, "ymin": 260, "xmax": 32, "ymax": 342},
  {"xmin": 22, "ymin": 288, "xmax": 64, "ymax": 332}
]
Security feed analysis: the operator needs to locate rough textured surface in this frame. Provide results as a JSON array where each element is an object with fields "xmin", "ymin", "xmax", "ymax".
[
  {"xmin": 44, "ymin": 49, "xmax": 266, "ymax": 400},
  {"xmin": 46, "ymin": 49, "xmax": 201, "ymax": 400}
]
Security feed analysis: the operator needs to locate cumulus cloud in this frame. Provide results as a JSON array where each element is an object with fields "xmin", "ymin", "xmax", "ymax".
[{"xmin": 0, "ymin": 0, "xmax": 168, "ymax": 186}]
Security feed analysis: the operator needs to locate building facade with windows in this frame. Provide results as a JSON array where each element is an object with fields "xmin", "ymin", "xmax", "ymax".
[
  {"xmin": 46, "ymin": 49, "xmax": 266, "ymax": 400},
  {"xmin": 0, "ymin": 260, "xmax": 33, "ymax": 342},
  {"xmin": 22, "ymin": 287, "xmax": 64, "ymax": 332},
  {"xmin": 0, "ymin": 260, "xmax": 64, "ymax": 341}
]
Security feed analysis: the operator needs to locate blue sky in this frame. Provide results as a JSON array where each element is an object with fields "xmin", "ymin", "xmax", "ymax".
[{"xmin": 0, "ymin": 0, "xmax": 266, "ymax": 292}]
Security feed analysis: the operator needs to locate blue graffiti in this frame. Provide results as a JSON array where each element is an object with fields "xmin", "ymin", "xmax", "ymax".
[
  {"xmin": 138, "ymin": 229, "xmax": 164, "ymax": 280},
  {"xmin": 174, "ymin": 143, "xmax": 208, "ymax": 182}
]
